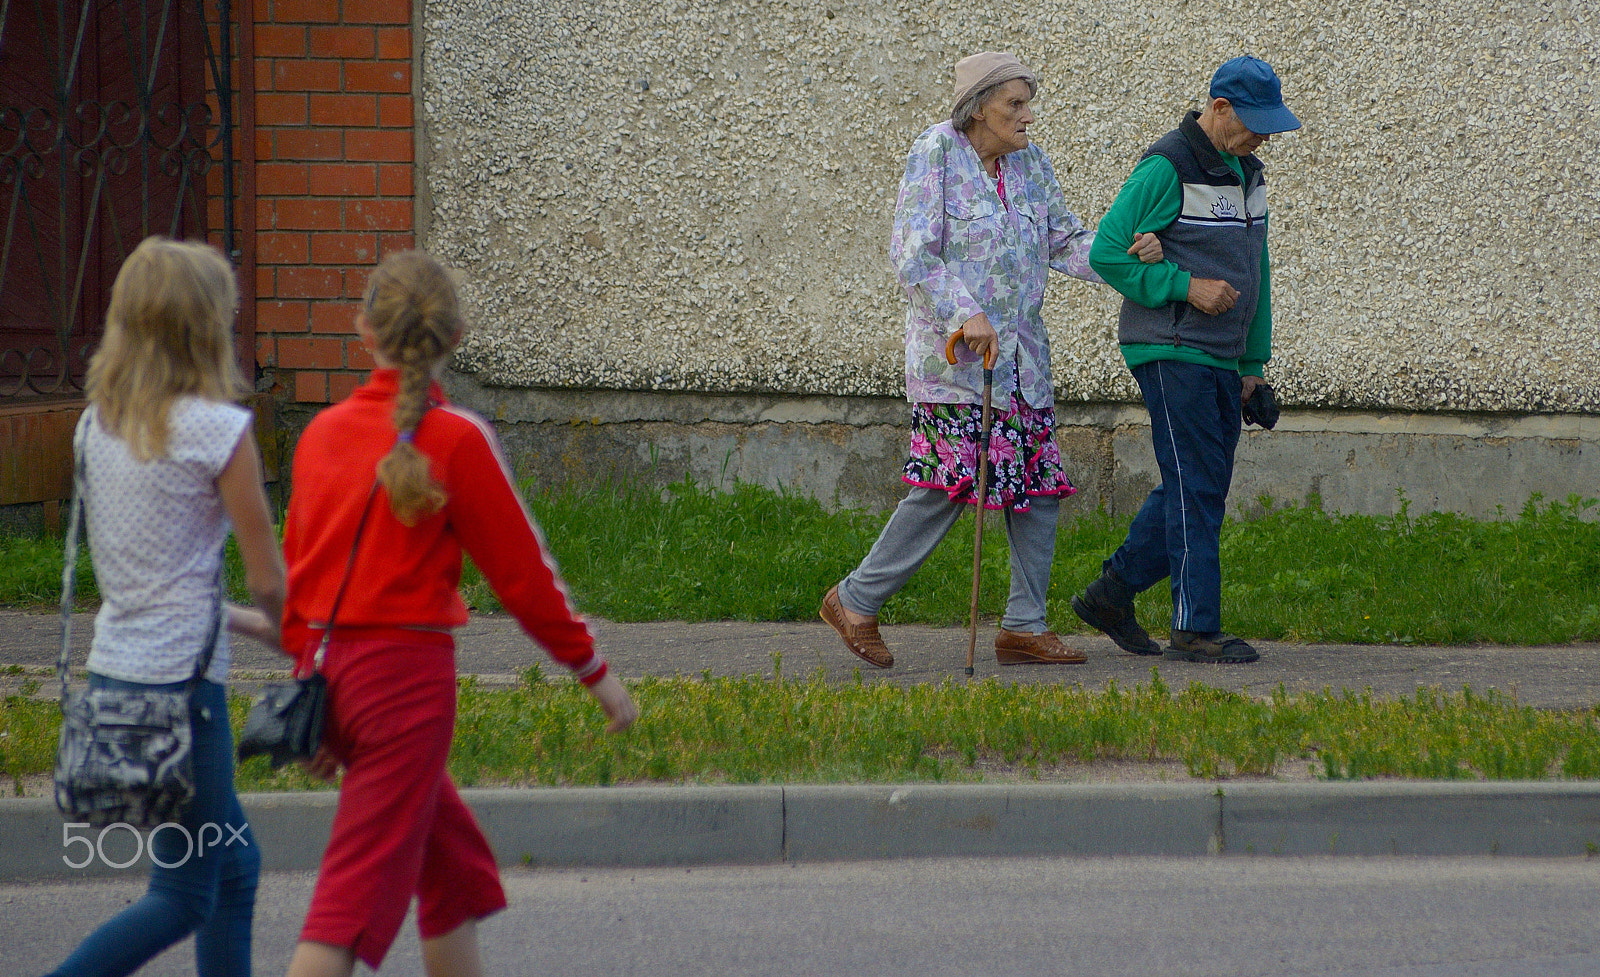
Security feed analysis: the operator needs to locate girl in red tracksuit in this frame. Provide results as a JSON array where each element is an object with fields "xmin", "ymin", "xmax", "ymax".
[{"xmin": 280, "ymin": 250, "xmax": 637, "ymax": 977}]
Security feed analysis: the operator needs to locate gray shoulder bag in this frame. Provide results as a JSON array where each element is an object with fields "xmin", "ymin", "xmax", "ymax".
[{"xmin": 54, "ymin": 410, "xmax": 224, "ymax": 829}]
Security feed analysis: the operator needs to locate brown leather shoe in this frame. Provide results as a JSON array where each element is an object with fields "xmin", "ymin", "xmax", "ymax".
[
  {"xmin": 819, "ymin": 585, "xmax": 893, "ymax": 668},
  {"xmin": 994, "ymin": 629, "xmax": 1087, "ymax": 665}
]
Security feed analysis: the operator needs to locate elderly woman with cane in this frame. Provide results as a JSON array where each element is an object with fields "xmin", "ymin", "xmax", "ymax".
[{"xmin": 820, "ymin": 52, "xmax": 1163, "ymax": 670}]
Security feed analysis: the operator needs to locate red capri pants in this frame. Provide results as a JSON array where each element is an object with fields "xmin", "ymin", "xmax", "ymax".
[{"xmin": 299, "ymin": 631, "xmax": 506, "ymax": 968}]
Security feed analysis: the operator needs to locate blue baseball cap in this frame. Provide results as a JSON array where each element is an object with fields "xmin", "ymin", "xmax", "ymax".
[{"xmin": 1210, "ymin": 56, "xmax": 1300, "ymax": 135}]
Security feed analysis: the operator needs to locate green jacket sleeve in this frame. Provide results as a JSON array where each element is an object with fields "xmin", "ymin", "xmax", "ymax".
[
  {"xmin": 1087, "ymin": 154, "xmax": 1191, "ymax": 309},
  {"xmin": 1239, "ymin": 231, "xmax": 1272, "ymax": 378}
]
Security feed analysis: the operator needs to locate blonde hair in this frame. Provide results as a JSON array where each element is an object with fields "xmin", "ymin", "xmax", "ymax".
[
  {"xmin": 85, "ymin": 237, "xmax": 245, "ymax": 461},
  {"xmin": 362, "ymin": 251, "xmax": 464, "ymax": 525}
]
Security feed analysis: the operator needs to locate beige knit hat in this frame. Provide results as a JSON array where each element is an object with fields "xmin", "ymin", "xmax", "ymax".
[{"xmin": 951, "ymin": 52, "xmax": 1037, "ymax": 118}]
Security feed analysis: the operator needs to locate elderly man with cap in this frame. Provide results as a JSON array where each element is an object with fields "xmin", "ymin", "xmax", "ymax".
[
  {"xmin": 819, "ymin": 52, "xmax": 1164, "ymax": 670},
  {"xmin": 1071, "ymin": 55, "xmax": 1301, "ymax": 665}
]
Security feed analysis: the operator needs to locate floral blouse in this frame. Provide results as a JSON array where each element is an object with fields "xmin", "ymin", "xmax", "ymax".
[{"xmin": 890, "ymin": 121, "xmax": 1103, "ymax": 409}]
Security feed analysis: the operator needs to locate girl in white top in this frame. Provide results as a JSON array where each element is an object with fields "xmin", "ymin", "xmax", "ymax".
[{"xmin": 45, "ymin": 237, "xmax": 286, "ymax": 977}]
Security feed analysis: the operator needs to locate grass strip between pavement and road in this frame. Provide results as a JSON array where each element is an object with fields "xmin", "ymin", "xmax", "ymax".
[{"xmin": 7, "ymin": 665, "xmax": 1600, "ymax": 795}]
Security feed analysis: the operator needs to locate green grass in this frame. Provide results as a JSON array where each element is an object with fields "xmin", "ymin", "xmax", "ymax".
[
  {"xmin": 0, "ymin": 532, "xmax": 253, "ymax": 610},
  {"xmin": 7, "ymin": 668, "xmax": 1600, "ymax": 794},
  {"xmin": 6, "ymin": 479, "xmax": 1599, "ymax": 645},
  {"xmin": 461, "ymin": 481, "xmax": 1600, "ymax": 646},
  {"xmin": 1215, "ymin": 493, "xmax": 1600, "ymax": 645},
  {"xmin": 0, "ymin": 534, "xmax": 99, "ymax": 607}
]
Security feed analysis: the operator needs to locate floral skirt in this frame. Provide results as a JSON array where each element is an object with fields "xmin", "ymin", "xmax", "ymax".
[{"xmin": 901, "ymin": 397, "xmax": 1075, "ymax": 512}]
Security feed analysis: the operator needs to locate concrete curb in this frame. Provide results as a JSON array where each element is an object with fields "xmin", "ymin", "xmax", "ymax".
[{"xmin": 4, "ymin": 782, "xmax": 1600, "ymax": 881}]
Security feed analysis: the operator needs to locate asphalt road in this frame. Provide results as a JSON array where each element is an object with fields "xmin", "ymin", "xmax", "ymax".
[{"xmin": 6, "ymin": 856, "xmax": 1600, "ymax": 976}]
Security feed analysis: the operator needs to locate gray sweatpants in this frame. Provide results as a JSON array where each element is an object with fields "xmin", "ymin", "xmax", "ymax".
[{"xmin": 837, "ymin": 487, "xmax": 1060, "ymax": 634}]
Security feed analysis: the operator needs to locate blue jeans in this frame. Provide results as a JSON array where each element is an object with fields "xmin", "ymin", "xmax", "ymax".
[
  {"xmin": 47, "ymin": 677, "xmax": 260, "ymax": 977},
  {"xmin": 1107, "ymin": 360, "xmax": 1242, "ymax": 634}
]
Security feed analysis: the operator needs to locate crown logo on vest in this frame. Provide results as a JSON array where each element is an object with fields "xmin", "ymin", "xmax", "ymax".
[{"xmin": 1211, "ymin": 196, "xmax": 1239, "ymax": 220}]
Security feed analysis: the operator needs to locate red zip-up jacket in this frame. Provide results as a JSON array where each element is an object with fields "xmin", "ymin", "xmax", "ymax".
[{"xmin": 281, "ymin": 370, "xmax": 605, "ymax": 684}]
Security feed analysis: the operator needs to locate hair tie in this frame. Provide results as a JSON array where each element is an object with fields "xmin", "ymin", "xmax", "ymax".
[{"xmin": 397, "ymin": 430, "xmax": 415, "ymax": 444}]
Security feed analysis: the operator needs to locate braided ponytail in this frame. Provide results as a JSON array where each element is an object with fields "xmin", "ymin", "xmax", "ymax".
[{"xmin": 362, "ymin": 252, "xmax": 464, "ymax": 525}]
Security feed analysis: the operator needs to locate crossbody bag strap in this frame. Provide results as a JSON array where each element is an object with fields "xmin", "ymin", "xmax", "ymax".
[
  {"xmin": 57, "ymin": 411, "xmax": 93, "ymax": 703},
  {"xmin": 186, "ymin": 552, "xmax": 226, "ymax": 689},
  {"xmin": 308, "ymin": 412, "xmax": 430, "ymax": 675},
  {"xmin": 310, "ymin": 479, "xmax": 381, "ymax": 674}
]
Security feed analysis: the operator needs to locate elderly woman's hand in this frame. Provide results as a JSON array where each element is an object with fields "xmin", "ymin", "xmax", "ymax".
[
  {"xmin": 959, "ymin": 313, "xmax": 999, "ymax": 363},
  {"xmin": 1128, "ymin": 232, "xmax": 1164, "ymax": 264}
]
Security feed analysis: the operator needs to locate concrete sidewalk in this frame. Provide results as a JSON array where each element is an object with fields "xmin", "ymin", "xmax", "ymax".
[
  {"xmin": 7, "ymin": 609, "xmax": 1600, "ymax": 707},
  {"xmin": 7, "ymin": 610, "xmax": 1600, "ymax": 881}
]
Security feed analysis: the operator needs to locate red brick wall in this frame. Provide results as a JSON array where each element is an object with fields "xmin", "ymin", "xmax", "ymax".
[{"xmin": 250, "ymin": 0, "xmax": 416, "ymax": 407}]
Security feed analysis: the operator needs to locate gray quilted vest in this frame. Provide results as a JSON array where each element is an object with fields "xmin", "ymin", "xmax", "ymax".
[{"xmin": 1117, "ymin": 111, "xmax": 1267, "ymax": 360}]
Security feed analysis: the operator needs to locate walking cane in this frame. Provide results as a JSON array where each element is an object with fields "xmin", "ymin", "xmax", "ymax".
[{"xmin": 945, "ymin": 328, "xmax": 996, "ymax": 677}]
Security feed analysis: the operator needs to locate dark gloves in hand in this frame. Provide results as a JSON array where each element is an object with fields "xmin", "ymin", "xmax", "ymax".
[{"xmin": 1243, "ymin": 383, "xmax": 1280, "ymax": 430}]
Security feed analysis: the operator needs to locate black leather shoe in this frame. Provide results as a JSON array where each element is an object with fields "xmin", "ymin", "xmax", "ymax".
[{"xmin": 1071, "ymin": 572, "xmax": 1160, "ymax": 655}]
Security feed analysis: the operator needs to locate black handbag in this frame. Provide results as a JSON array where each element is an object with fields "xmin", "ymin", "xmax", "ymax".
[
  {"xmin": 236, "ymin": 671, "xmax": 327, "ymax": 769},
  {"xmin": 238, "ymin": 481, "xmax": 377, "ymax": 768},
  {"xmin": 53, "ymin": 411, "xmax": 224, "ymax": 829}
]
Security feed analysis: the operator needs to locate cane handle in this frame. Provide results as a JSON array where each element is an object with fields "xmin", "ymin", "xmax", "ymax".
[{"xmin": 945, "ymin": 328, "xmax": 997, "ymax": 369}]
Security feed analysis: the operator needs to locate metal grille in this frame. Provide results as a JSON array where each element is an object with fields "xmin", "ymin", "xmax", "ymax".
[{"xmin": 0, "ymin": 0, "xmax": 236, "ymax": 399}]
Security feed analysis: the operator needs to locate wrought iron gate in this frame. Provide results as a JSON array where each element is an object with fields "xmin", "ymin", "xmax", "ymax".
[{"xmin": 0, "ymin": 0, "xmax": 237, "ymax": 400}]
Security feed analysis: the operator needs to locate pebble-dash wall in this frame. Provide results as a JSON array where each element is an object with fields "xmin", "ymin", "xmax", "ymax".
[{"xmin": 422, "ymin": 0, "xmax": 1598, "ymax": 415}]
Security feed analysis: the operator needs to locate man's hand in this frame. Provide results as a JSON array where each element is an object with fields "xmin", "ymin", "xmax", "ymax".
[
  {"xmin": 1241, "ymin": 375, "xmax": 1264, "ymax": 404},
  {"xmin": 958, "ymin": 312, "xmax": 998, "ymax": 364},
  {"xmin": 1187, "ymin": 278, "xmax": 1240, "ymax": 315},
  {"xmin": 1127, "ymin": 232, "xmax": 1164, "ymax": 264}
]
